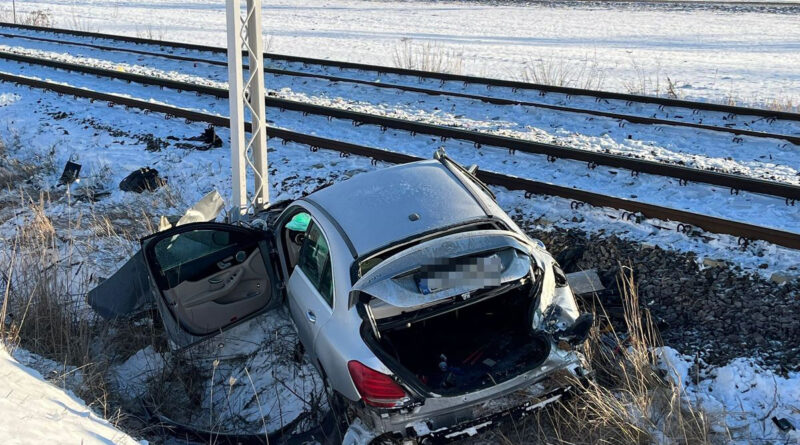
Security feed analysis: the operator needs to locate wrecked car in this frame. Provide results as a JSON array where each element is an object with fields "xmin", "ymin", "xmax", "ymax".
[{"xmin": 90, "ymin": 151, "xmax": 592, "ymax": 441}]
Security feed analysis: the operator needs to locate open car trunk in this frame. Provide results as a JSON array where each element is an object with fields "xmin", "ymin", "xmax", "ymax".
[
  {"xmin": 366, "ymin": 279, "xmax": 551, "ymax": 396},
  {"xmin": 353, "ymin": 231, "xmax": 553, "ymax": 396}
]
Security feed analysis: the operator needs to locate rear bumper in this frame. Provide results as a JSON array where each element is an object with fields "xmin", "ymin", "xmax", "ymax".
[
  {"xmin": 357, "ymin": 350, "xmax": 587, "ymax": 440},
  {"xmin": 424, "ymin": 385, "xmax": 571, "ymax": 442}
]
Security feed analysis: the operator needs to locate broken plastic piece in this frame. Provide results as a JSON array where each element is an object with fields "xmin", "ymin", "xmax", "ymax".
[
  {"xmin": 181, "ymin": 126, "xmax": 223, "ymax": 151},
  {"xmin": 566, "ymin": 269, "xmax": 605, "ymax": 295},
  {"xmin": 58, "ymin": 161, "xmax": 81, "ymax": 186},
  {"xmin": 119, "ymin": 167, "xmax": 166, "ymax": 193},
  {"xmin": 560, "ymin": 313, "xmax": 594, "ymax": 345},
  {"xmin": 158, "ymin": 215, "xmax": 172, "ymax": 232},
  {"xmin": 176, "ymin": 190, "xmax": 224, "ymax": 226},
  {"xmin": 772, "ymin": 417, "xmax": 795, "ymax": 432}
]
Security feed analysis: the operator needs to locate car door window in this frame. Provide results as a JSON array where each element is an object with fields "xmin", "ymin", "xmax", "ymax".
[
  {"xmin": 297, "ymin": 222, "xmax": 333, "ymax": 307},
  {"xmin": 155, "ymin": 229, "xmax": 251, "ymax": 287}
]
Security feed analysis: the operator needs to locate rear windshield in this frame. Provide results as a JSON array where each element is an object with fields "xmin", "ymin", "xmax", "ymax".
[{"xmin": 356, "ymin": 221, "xmax": 505, "ymax": 278}]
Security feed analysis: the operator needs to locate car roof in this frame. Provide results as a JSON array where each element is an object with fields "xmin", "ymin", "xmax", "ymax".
[{"xmin": 302, "ymin": 160, "xmax": 490, "ymax": 257}]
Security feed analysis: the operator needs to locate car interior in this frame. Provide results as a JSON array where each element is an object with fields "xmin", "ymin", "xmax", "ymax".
[{"xmin": 151, "ymin": 229, "xmax": 272, "ymax": 335}]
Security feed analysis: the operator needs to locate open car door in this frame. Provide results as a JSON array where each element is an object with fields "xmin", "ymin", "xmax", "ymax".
[{"xmin": 140, "ymin": 222, "xmax": 282, "ymax": 349}]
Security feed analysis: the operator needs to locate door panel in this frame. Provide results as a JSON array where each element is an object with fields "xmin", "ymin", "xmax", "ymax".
[
  {"xmin": 287, "ymin": 269, "xmax": 333, "ymax": 362},
  {"xmin": 284, "ymin": 220, "xmax": 334, "ymax": 361},
  {"xmin": 162, "ymin": 249, "xmax": 270, "ymax": 335},
  {"xmin": 141, "ymin": 222, "xmax": 280, "ymax": 348}
]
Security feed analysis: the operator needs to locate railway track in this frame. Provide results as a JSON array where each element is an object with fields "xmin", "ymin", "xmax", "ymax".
[
  {"xmin": 1, "ymin": 22, "xmax": 799, "ymax": 144},
  {"xmin": 1, "ymin": 71, "xmax": 798, "ymax": 251},
  {"xmin": 2, "ymin": 49, "xmax": 798, "ymax": 204}
]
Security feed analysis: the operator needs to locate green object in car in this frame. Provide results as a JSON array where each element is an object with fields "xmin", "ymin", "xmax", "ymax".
[{"xmin": 286, "ymin": 212, "xmax": 311, "ymax": 231}]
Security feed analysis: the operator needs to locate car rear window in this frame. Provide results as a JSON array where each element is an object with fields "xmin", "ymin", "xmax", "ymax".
[{"xmin": 356, "ymin": 221, "xmax": 504, "ymax": 278}]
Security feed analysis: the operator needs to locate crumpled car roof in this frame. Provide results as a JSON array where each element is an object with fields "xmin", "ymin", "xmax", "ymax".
[{"xmin": 303, "ymin": 160, "xmax": 489, "ymax": 256}]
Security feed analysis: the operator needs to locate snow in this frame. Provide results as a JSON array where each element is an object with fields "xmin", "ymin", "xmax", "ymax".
[
  {"xmin": 0, "ymin": 346, "xmax": 142, "ymax": 445},
  {"xmin": 5, "ymin": 0, "xmax": 800, "ymax": 109},
  {"xmin": 659, "ymin": 346, "xmax": 800, "ymax": 443},
  {"xmin": 1, "ymin": 55, "xmax": 798, "ymax": 237},
  {"xmin": 112, "ymin": 346, "xmax": 166, "ymax": 400},
  {"xmin": 0, "ymin": 2, "xmax": 799, "ymax": 441}
]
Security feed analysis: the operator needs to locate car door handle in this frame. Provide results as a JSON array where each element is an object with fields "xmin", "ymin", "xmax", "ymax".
[{"xmin": 306, "ymin": 311, "xmax": 317, "ymax": 323}]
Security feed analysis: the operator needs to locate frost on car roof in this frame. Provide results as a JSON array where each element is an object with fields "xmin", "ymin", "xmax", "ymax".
[{"xmin": 303, "ymin": 160, "xmax": 488, "ymax": 256}]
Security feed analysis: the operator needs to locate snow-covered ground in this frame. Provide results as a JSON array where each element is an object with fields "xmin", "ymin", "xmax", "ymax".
[
  {"xmin": 2, "ymin": 54, "xmax": 797, "ymax": 238},
  {"xmin": 660, "ymin": 347, "xmax": 800, "ymax": 444},
  {"xmin": 2, "ymin": 68, "xmax": 800, "ymax": 442},
  {"xmin": 0, "ymin": 346, "xmax": 141, "ymax": 445},
  {"xmin": 3, "ymin": 0, "xmax": 800, "ymax": 110},
  {"xmin": 1, "ymin": 1, "xmax": 799, "ymax": 442}
]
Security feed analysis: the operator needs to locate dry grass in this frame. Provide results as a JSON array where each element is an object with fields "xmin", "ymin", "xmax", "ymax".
[
  {"xmin": 518, "ymin": 53, "xmax": 607, "ymax": 91},
  {"xmin": 393, "ymin": 39, "xmax": 464, "ymax": 74},
  {"xmin": 474, "ymin": 266, "xmax": 713, "ymax": 445},
  {"xmin": 0, "ymin": 192, "xmax": 163, "ymax": 430},
  {"xmin": 621, "ymin": 60, "xmax": 683, "ymax": 99},
  {"xmin": 0, "ymin": 8, "xmax": 53, "ymax": 27}
]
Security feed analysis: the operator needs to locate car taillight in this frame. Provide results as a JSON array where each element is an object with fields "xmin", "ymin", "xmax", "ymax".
[{"xmin": 347, "ymin": 361, "xmax": 408, "ymax": 408}]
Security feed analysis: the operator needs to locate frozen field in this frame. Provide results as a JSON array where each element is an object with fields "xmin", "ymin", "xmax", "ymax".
[{"xmin": 3, "ymin": 0, "xmax": 800, "ymax": 109}]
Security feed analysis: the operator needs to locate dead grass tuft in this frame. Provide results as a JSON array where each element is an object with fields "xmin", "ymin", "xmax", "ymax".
[
  {"xmin": 518, "ymin": 53, "xmax": 607, "ymax": 90},
  {"xmin": 393, "ymin": 39, "xmax": 464, "ymax": 75},
  {"xmin": 0, "ymin": 8, "xmax": 54, "ymax": 27}
]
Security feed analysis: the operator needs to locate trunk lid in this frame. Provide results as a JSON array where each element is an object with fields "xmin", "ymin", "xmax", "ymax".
[{"xmin": 351, "ymin": 230, "xmax": 540, "ymax": 314}]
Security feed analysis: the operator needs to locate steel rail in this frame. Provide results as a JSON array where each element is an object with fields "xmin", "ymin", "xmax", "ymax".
[
  {"xmin": 1, "ymin": 71, "xmax": 798, "ymax": 250},
  {"xmin": 2, "ymin": 21, "xmax": 799, "ymax": 123},
  {"xmin": 1, "ymin": 36, "xmax": 795, "ymax": 146},
  {"xmin": 2, "ymin": 50, "xmax": 799, "ymax": 202}
]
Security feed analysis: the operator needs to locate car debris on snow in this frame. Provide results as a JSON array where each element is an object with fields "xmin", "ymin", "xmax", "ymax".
[
  {"xmin": 119, "ymin": 166, "xmax": 166, "ymax": 193},
  {"xmin": 57, "ymin": 160, "xmax": 81, "ymax": 186}
]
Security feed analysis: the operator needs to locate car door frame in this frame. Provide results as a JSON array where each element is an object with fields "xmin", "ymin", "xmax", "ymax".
[
  {"xmin": 140, "ymin": 221, "xmax": 283, "ymax": 349},
  {"xmin": 273, "ymin": 203, "xmax": 337, "ymax": 364}
]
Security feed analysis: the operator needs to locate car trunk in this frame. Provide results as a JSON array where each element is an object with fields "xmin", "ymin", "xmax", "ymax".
[{"xmin": 366, "ymin": 280, "xmax": 551, "ymax": 396}]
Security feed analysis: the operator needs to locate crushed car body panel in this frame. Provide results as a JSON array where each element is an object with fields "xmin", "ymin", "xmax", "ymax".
[{"xmin": 356, "ymin": 349, "xmax": 588, "ymax": 438}]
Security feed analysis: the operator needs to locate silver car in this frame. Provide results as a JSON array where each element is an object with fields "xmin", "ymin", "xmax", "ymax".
[{"xmin": 90, "ymin": 152, "xmax": 592, "ymax": 441}]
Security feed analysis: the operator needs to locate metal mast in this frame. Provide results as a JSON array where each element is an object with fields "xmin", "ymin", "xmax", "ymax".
[{"xmin": 226, "ymin": 0, "xmax": 269, "ymax": 218}]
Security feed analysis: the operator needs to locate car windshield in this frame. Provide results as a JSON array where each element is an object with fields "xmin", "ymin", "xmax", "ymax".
[{"xmin": 356, "ymin": 221, "xmax": 503, "ymax": 277}]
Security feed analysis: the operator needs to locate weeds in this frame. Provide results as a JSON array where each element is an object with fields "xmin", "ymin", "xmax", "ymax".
[
  {"xmin": 479, "ymin": 266, "xmax": 712, "ymax": 444},
  {"xmin": 135, "ymin": 25, "xmax": 164, "ymax": 41},
  {"xmin": 393, "ymin": 39, "xmax": 464, "ymax": 74},
  {"xmin": 518, "ymin": 53, "xmax": 607, "ymax": 90},
  {"xmin": 0, "ymin": 8, "xmax": 54, "ymax": 27}
]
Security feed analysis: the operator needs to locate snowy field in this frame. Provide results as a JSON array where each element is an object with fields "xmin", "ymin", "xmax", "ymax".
[{"xmin": 3, "ymin": 0, "xmax": 800, "ymax": 110}]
